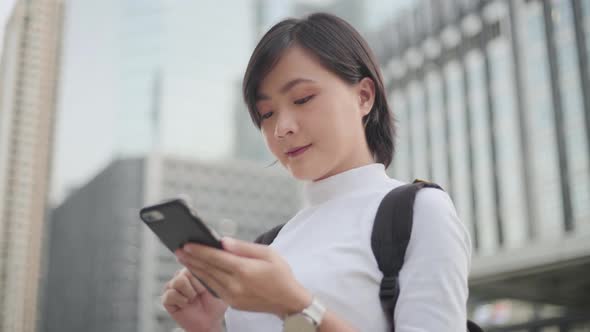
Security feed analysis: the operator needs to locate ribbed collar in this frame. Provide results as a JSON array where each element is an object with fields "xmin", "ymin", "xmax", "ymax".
[{"xmin": 302, "ymin": 163, "xmax": 390, "ymax": 207}]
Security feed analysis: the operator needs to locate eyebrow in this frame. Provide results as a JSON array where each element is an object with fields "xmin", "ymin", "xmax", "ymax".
[{"xmin": 256, "ymin": 78, "xmax": 316, "ymax": 101}]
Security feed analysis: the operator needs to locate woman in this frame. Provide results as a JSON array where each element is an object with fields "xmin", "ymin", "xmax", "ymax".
[{"xmin": 162, "ymin": 13, "xmax": 472, "ymax": 332}]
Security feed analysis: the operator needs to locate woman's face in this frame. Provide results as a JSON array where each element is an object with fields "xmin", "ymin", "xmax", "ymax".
[{"xmin": 256, "ymin": 45, "xmax": 375, "ymax": 181}]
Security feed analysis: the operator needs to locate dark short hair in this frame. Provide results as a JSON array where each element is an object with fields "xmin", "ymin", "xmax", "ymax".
[{"xmin": 242, "ymin": 12, "xmax": 395, "ymax": 168}]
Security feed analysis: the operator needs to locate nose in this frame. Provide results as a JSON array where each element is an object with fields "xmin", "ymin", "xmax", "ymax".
[{"xmin": 274, "ymin": 109, "xmax": 298, "ymax": 139}]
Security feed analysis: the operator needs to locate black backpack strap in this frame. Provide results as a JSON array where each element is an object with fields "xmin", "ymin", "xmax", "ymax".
[
  {"xmin": 372, "ymin": 179, "xmax": 484, "ymax": 332},
  {"xmin": 254, "ymin": 223, "xmax": 285, "ymax": 245},
  {"xmin": 468, "ymin": 320, "xmax": 484, "ymax": 332},
  {"xmin": 371, "ymin": 179, "xmax": 441, "ymax": 329}
]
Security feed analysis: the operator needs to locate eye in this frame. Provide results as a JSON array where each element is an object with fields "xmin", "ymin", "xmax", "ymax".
[
  {"xmin": 260, "ymin": 111, "xmax": 274, "ymax": 120},
  {"xmin": 294, "ymin": 95, "xmax": 315, "ymax": 105}
]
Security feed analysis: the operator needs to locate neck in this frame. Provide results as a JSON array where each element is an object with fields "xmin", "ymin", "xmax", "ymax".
[
  {"xmin": 303, "ymin": 162, "xmax": 390, "ymax": 207},
  {"xmin": 313, "ymin": 145, "xmax": 375, "ymax": 182}
]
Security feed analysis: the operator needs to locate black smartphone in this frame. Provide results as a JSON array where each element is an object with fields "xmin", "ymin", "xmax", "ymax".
[{"xmin": 139, "ymin": 198, "xmax": 222, "ymax": 297}]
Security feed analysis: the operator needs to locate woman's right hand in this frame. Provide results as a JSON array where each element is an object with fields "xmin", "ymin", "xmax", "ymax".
[{"xmin": 162, "ymin": 267, "xmax": 228, "ymax": 332}]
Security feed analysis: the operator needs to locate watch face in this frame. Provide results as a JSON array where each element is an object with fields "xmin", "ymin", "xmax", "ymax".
[{"xmin": 283, "ymin": 314, "xmax": 316, "ymax": 332}]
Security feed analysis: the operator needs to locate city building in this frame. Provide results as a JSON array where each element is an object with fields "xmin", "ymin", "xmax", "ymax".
[
  {"xmin": 373, "ymin": 0, "xmax": 590, "ymax": 329},
  {"xmin": 0, "ymin": 1, "xmax": 64, "ymax": 331},
  {"xmin": 42, "ymin": 154, "xmax": 300, "ymax": 332},
  {"xmin": 51, "ymin": 0, "xmax": 254, "ymax": 204}
]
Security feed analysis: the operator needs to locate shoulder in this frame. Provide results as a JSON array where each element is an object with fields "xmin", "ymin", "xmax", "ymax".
[
  {"xmin": 414, "ymin": 187, "xmax": 456, "ymax": 217},
  {"xmin": 409, "ymin": 188, "xmax": 472, "ymax": 263}
]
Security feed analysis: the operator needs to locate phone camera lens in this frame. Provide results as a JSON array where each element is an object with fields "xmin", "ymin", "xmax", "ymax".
[{"xmin": 142, "ymin": 211, "xmax": 164, "ymax": 223}]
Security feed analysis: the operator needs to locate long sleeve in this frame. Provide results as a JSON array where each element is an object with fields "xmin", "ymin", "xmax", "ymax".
[{"xmin": 394, "ymin": 188, "xmax": 472, "ymax": 332}]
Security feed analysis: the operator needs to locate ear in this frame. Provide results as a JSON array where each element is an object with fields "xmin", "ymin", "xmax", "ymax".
[{"xmin": 357, "ymin": 77, "xmax": 375, "ymax": 117}]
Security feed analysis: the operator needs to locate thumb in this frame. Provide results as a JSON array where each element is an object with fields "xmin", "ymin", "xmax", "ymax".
[{"xmin": 222, "ymin": 237, "xmax": 270, "ymax": 260}]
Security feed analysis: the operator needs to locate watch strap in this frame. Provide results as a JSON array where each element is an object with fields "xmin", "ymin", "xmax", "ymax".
[{"xmin": 301, "ymin": 297, "xmax": 326, "ymax": 326}]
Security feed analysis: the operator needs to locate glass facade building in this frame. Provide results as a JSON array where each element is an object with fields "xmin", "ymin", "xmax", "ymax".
[
  {"xmin": 486, "ymin": 35, "xmax": 528, "ymax": 249},
  {"xmin": 374, "ymin": 0, "xmax": 590, "ymax": 328},
  {"xmin": 517, "ymin": 0, "xmax": 564, "ymax": 241},
  {"xmin": 550, "ymin": 0, "xmax": 590, "ymax": 233},
  {"xmin": 377, "ymin": 0, "xmax": 590, "ymax": 255},
  {"xmin": 465, "ymin": 49, "xmax": 498, "ymax": 255}
]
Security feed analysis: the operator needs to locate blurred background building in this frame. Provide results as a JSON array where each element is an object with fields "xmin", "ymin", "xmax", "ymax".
[
  {"xmin": 373, "ymin": 0, "xmax": 590, "ymax": 330},
  {"xmin": 42, "ymin": 155, "xmax": 299, "ymax": 332},
  {"xmin": 0, "ymin": 1, "xmax": 64, "ymax": 331},
  {"xmin": 48, "ymin": 0, "xmax": 256, "ymax": 205}
]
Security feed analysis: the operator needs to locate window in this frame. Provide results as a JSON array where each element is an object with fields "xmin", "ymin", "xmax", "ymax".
[
  {"xmin": 466, "ymin": 50, "xmax": 498, "ymax": 255},
  {"xmin": 487, "ymin": 37, "xmax": 528, "ymax": 248},
  {"xmin": 444, "ymin": 61, "xmax": 474, "ymax": 237},
  {"xmin": 425, "ymin": 70, "xmax": 449, "ymax": 189},
  {"xmin": 552, "ymin": 0, "xmax": 590, "ymax": 232},
  {"xmin": 519, "ymin": 0, "xmax": 564, "ymax": 239}
]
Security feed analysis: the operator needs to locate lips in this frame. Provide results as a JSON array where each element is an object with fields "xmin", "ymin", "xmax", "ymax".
[{"xmin": 285, "ymin": 144, "xmax": 312, "ymax": 157}]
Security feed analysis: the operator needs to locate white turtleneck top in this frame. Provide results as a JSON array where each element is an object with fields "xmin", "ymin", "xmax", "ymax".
[{"xmin": 224, "ymin": 163, "xmax": 472, "ymax": 332}]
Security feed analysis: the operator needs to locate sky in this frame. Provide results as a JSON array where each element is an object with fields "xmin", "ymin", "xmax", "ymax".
[
  {"xmin": 1, "ymin": 0, "xmax": 256, "ymax": 204},
  {"xmin": 0, "ymin": 0, "xmax": 415, "ymax": 206}
]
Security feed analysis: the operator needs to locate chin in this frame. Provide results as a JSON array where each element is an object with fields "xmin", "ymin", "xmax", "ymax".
[
  {"xmin": 283, "ymin": 162, "xmax": 311, "ymax": 180},
  {"xmin": 288, "ymin": 168, "xmax": 317, "ymax": 181},
  {"xmin": 287, "ymin": 163, "xmax": 330, "ymax": 182}
]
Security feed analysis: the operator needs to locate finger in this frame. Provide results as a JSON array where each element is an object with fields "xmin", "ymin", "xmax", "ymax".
[
  {"xmin": 162, "ymin": 289, "xmax": 190, "ymax": 310},
  {"xmin": 163, "ymin": 267, "xmax": 184, "ymax": 292},
  {"xmin": 171, "ymin": 273, "xmax": 197, "ymax": 300},
  {"xmin": 221, "ymin": 237, "xmax": 271, "ymax": 259},
  {"xmin": 182, "ymin": 244, "xmax": 241, "ymax": 274},
  {"xmin": 185, "ymin": 269, "xmax": 208, "ymax": 295},
  {"xmin": 194, "ymin": 274, "xmax": 221, "ymax": 299},
  {"xmin": 179, "ymin": 250, "xmax": 238, "ymax": 285},
  {"xmin": 186, "ymin": 259, "xmax": 234, "ymax": 288},
  {"xmin": 191, "ymin": 266, "xmax": 228, "ymax": 299},
  {"xmin": 165, "ymin": 304, "xmax": 180, "ymax": 313}
]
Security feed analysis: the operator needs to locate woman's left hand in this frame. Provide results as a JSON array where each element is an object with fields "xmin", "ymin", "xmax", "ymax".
[{"xmin": 175, "ymin": 237, "xmax": 312, "ymax": 318}]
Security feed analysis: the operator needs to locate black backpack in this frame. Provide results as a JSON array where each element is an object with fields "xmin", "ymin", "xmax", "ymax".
[{"xmin": 255, "ymin": 179, "xmax": 484, "ymax": 332}]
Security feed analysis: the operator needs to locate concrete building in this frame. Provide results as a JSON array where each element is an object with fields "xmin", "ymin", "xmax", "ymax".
[
  {"xmin": 0, "ymin": 1, "xmax": 64, "ymax": 331},
  {"xmin": 42, "ymin": 155, "xmax": 300, "ymax": 332},
  {"xmin": 373, "ymin": 0, "xmax": 590, "ymax": 330}
]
